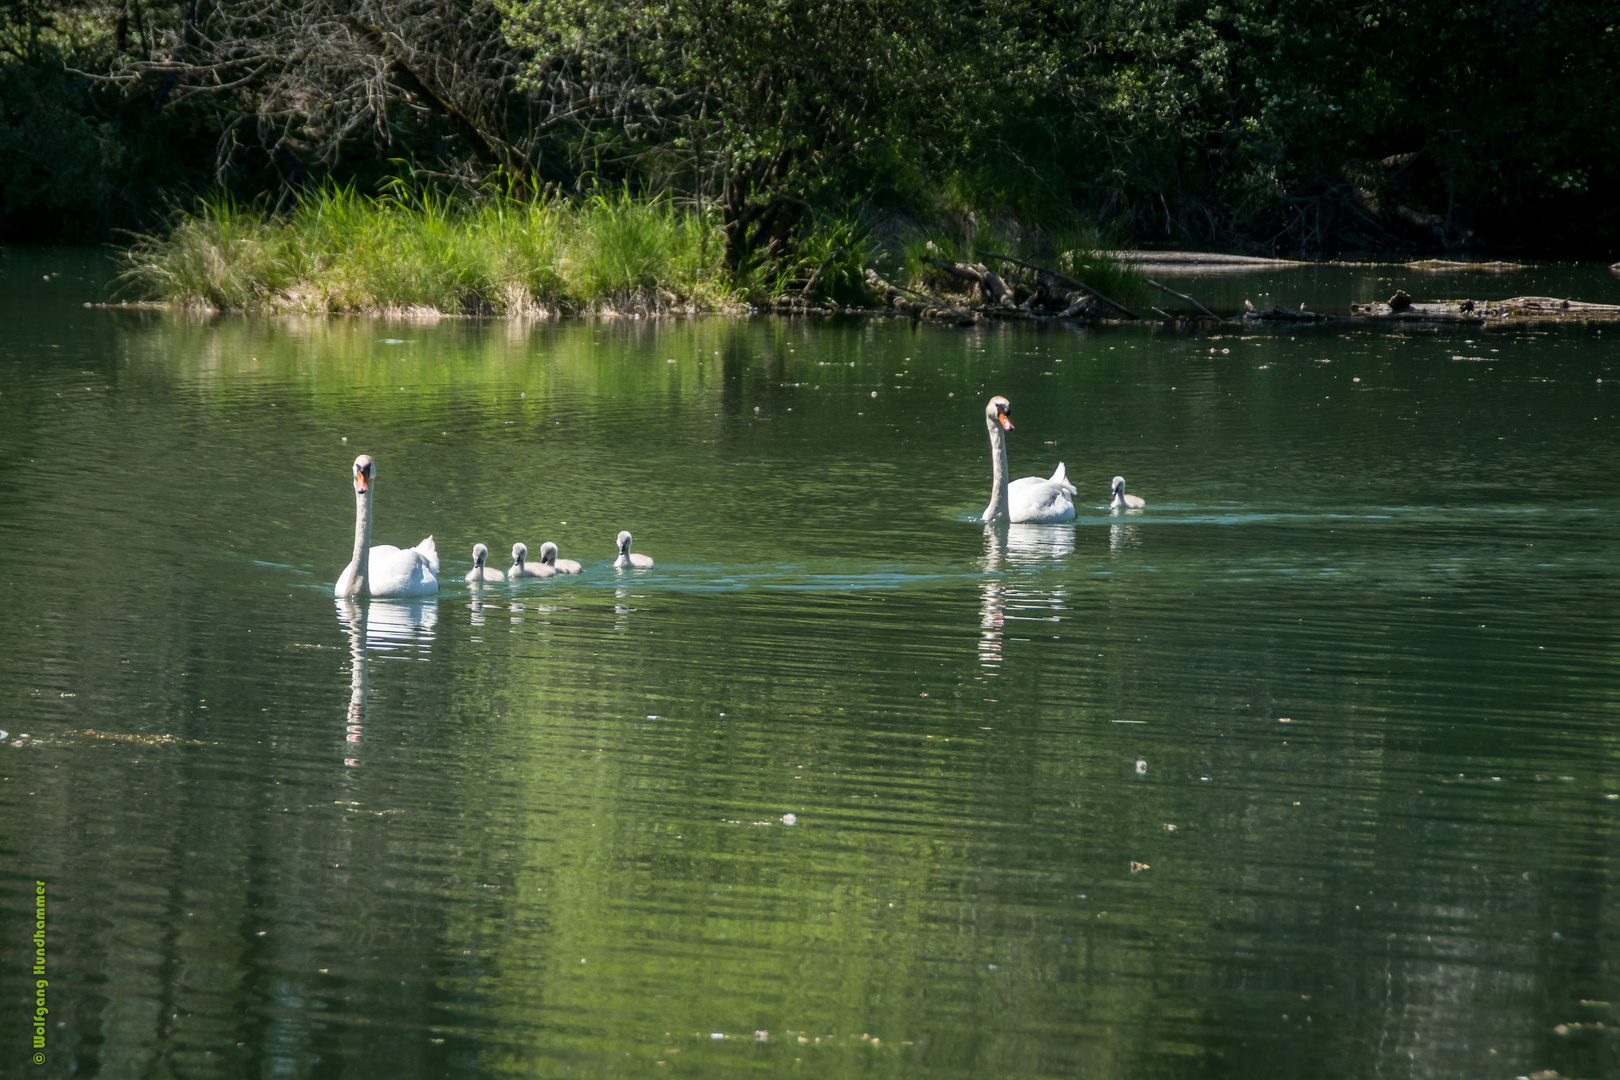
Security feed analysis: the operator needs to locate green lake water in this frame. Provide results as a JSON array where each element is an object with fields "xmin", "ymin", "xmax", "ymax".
[{"xmin": 2, "ymin": 248, "xmax": 1619, "ymax": 1078}]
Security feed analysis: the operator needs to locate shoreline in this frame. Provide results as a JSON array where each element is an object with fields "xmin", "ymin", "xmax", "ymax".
[{"xmin": 86, "ymin": 293, "xmax": 1620, "ymax": 330}]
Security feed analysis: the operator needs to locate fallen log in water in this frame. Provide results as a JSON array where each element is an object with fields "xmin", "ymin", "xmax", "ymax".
[
  {"xmin": 1347, "ymin": 295, "xmax": 1620, "ymax": 325},
  {"xmin": 1241, "ymin": 300, "xmax": 1324, "ymax": 322},
  {"xmin": 1402, "ymin": 259, "xmax": 1531, "ymax": 271},
  {"xmin": 1107, "ymin": 250, "xmax": 1310, "ymax": 268}
]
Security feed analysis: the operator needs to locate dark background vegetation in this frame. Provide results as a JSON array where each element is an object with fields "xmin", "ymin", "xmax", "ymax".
[{"xmin": 3, "ymin": 0, "xmax": 1617, "ymax": 261}]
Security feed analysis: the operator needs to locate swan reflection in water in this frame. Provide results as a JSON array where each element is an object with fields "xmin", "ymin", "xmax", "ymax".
[
  {"xmin": 1003, "ymin": 522, "xmax": 1076, "ymax": 563},
  {"xmin": 334, "ymin": 598, "xmax": 438, "ymax": 766},
  {"xmin": 978, "ymin": 524, "xmax": 1073, "ymax": 670}
]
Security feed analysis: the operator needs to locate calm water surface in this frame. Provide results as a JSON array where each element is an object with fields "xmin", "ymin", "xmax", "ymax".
[{"xmin": 2, "ymin": 249, "xmax": 1619, "ymax": 1078}]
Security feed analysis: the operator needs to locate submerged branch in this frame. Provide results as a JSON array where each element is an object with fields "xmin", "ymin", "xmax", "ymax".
[{"xmin": 1147, "ymin": 279, "xmax": 1222, "ymax": 320}]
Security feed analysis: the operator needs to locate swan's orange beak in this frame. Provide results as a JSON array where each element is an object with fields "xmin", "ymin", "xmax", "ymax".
[
  {"xmin": 354, "ymin": 468, "xmax": 370, "ymax": 493},
  {"xmin": 998, "ymin": 412, "xmax": 1014, "ymax": 431}
]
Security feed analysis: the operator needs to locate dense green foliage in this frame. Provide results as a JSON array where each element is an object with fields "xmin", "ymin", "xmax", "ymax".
[
  {"xmin": 3, "ymin": 0, "xmax": 1617, "ymax": 258},
  {"xmin": 499, "ymin": 0, "xmax": 1008, "ymax": 269}
]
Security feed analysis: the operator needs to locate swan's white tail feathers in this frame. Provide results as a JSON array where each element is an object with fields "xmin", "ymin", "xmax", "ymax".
[
  {"xmin": 415, "ymin": 535, "xmax": 440, "ymax": 573},
  {"xmin": 1049, "ymin": 462, "xmax": 1077, "ymax": 496}
]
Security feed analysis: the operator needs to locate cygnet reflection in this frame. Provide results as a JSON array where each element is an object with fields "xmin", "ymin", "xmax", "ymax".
[
  {"xmin": 1109, "ymin": 520, "xmax": 1143, "ymax": 553},
  {"xmin": 614, "ymin": 585, "xmax": 636, "ymax": 632}
]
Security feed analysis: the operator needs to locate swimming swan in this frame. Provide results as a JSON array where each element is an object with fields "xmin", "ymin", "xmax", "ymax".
[
  {"xmin": 981, "ymin": 396, "xmax": 1076, "ymax": 523},
  {"xmin": 1109, "ymin": 476, "xmax": 1146, "ymax": 511},
  {"xmin": 334, "ymin": 454, "xmax": 439, "ymax": 598},
  {"xmin": 465, "ymin": 543, "xmax": 506, "ymax": 583},
  {"xmin": 509, "ymin": 542, "xmax": 555, "ymax": 578},
  {"xmin": 539, "ymin": 542, "xmax": 582, "ymax": 574},
  {"xmin": 614, "ymin": 531, "xmax": 654, "ymax": 569}
]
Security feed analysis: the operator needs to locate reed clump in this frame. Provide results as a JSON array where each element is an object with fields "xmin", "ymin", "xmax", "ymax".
[{"xmin": 122, "ymin": 186, "xmax": 748, "ymax": 316}]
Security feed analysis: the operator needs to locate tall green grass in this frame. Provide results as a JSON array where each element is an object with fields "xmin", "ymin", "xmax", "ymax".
[
  {"xmin": 122, "ymin": 194, "xmax": 303, "ymax": 310},
  {"xmin": 122, "ymin": 186, "xmax": 743, "ymax": 316}
]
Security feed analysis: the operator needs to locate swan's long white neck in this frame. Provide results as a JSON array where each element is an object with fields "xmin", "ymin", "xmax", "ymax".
[
  {"xmin": 983, "ymin": 413, "xmax": 1010, "ymax": 523},
  {"xmin": 339, "ymin": 483, "xmax": 372, "ymax": 597}
]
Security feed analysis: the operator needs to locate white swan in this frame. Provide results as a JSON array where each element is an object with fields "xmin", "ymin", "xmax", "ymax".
[
  {"xmin": 539, "ymin": 541, "xmax": 582, "ymax": 574},
  {"xmin": 1109, "ymin": 475, "xmax": 1146, "ymax": 511},
  {"xmin": 334, "ymin": 454, "xmax": 439, "ymax": 598},
  {"xmin": 614, "ymin": 530, "xmax": 654, "ymax": 569},
  {"xmin": 509, "ymin": 542, "xmax": 555, "ymax": 578},
  {"xmin": 465, "ymin": 543, "xmax": 506, "ymax": 583},
  {"xmin": 981, "ymin": 396, "xmax": 1076, "ymax": 523}
]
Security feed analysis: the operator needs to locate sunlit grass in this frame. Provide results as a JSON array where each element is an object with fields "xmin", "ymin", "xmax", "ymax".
[{"xmin": 122, "ymin": 186, "xmax": 745, "ymax": 316}]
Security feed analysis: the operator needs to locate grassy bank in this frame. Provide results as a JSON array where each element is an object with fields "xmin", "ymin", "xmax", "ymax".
[
  {"xmin": 121, "ymin": 185, "xmax": 1145, "ymax": 318},
  {"xmin": 120, "ymin": 187, "xmax": 857, "ymax": 316}
]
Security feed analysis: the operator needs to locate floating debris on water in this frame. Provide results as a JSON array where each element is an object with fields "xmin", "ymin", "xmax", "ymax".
[{"xmin": 8, "ymin": 729, "xmax": 214, "ymax": 749}]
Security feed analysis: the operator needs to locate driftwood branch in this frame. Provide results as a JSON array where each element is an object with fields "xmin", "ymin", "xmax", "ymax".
[
  {"xmin": 864, "ymin": 269, "xmax": 975, "ymax": 323},
  {"xmin": 919, "ymin": 256, "xmax": 980, "ymax": 284},
  {"xmin": 899, "ymin": 258, "xmax": 1110, "ymax": 321},
  {"xmin": 1242, "ymin": 303, "xmax": 1323, "ymax": 322},
  {"xmin": 1147, "ymin": 279, "xmax": 1221, "ymax": 320},
  {"xmin": 920, "ymin": 257, "xmax": 1016, "ymax": 307},
  {"xmin": 891, "ymin": 282, "xmax": 974, "ymax": 320},
  {"xmin": 975, "ymin": 250, "xmax": 1138, "ymax": 319}
]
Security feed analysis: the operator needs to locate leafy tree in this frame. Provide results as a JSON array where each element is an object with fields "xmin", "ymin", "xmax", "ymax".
[{"xmin": 498, "ymin": 0, "xmax": 1022, "ymax": 269}]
